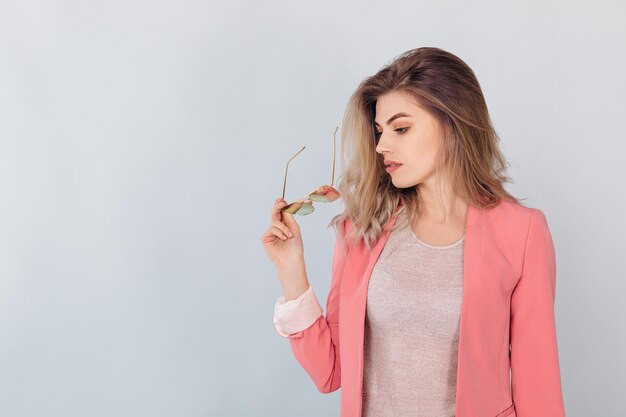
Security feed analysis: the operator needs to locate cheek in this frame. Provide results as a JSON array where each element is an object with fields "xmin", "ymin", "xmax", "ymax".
[{"xmin": 406, "ymin": 140, "xmax": 439, "ymax": 168}]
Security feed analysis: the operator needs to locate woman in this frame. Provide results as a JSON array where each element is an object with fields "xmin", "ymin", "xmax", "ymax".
[{"xmin": 261, "ymin": 47, "xmax": 565, "ymax": 417}]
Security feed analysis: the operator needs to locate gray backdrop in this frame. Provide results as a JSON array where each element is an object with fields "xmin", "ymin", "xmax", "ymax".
[{"xmin": 1, "ymin": 0, "xmax": 624, "ymax": 416}]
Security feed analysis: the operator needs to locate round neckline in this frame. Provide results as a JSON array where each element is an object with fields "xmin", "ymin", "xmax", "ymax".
[
  {"xmin": 412, "ymin": 231, "xmax": 465, "ymax": 249},
  {"xmin": 394, "ymin": 207, "xmax": 467, "ymax": 249}
]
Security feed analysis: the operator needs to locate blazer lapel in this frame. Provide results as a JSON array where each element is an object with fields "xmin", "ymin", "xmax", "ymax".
[{"xmin": 455, "ymin": 203, "xmax": 485, "ymax": 415}]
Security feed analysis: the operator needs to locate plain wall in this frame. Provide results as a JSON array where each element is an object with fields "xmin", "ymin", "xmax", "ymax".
[{"xmin": 1, "ymin": 0, "xmax": 625, "ymax": 416}]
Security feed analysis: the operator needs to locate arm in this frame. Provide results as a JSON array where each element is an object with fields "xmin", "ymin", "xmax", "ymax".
[
  {"xmin": 273, "ymin": 218, "xmax": 350, "ymax": 393},
  {"xmin": 510, "ymin": 208, "xmax": 566, "ymax": 416}
]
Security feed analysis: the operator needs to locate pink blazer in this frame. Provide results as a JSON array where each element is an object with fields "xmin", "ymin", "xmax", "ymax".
[{"xmin": 278, "ymin": 199, "xmax": 565, "ymax": 417}]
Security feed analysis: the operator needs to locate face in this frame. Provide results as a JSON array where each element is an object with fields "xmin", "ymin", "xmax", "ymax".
[{"xmin": 374, "ymin": 90, "xmax": 444, "ymax": 189}]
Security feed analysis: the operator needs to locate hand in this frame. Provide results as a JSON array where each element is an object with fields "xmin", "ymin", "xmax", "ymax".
[{"xmin": 261, "ymin": 198, "xmax": 305, "ymax": 269}]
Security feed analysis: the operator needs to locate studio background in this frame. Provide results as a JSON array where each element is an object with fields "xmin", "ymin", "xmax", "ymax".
[{"xmin": 1, "ymin": 1, "xmax": 624, "ymax": 416}]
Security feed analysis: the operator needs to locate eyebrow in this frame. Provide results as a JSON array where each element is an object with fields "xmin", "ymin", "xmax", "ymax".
[{"xmin": 374, "ymin": 112, "xmax": 412, "ymax": 127}]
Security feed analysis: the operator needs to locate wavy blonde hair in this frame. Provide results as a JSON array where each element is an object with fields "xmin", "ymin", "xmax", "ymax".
[{"xmin": 328, "ymin": 46, "xmax": 524, "ymax": 251}]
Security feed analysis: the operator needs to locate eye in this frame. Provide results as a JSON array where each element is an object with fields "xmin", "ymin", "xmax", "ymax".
[{"xmin": 374, "ymin": 127, "xmax": 409, "ymax": 141}]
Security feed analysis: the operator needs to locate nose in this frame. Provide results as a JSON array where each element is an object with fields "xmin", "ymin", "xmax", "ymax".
[{"xmin": 375, "ymin": 133, "xmax": 391, "ymax": 154}]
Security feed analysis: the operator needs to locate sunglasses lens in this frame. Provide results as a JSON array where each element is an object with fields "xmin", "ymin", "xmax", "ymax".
[
  {"xmin": 282, "ymin": 201, "xmax": 315, "ymax": 215},
  {"xmin": 309, "ymin": 185, "xmax": 340, "ymax": 203}
]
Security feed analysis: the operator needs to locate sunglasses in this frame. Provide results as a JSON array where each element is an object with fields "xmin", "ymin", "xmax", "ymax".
[{"xmin": 281, "ymin": 126, "xmax": 342, "ymax": 215}]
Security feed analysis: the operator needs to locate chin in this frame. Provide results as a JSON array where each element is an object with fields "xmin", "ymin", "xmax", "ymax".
[{"xmin": 391, "ymin": 177, "xmax": 419, "ymax": 189}]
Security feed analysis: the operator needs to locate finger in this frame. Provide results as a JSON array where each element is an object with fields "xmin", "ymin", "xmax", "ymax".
[
  {"xmin": 261, "ymin": 229, "xmax": 284, "ymax": 243},
  {"xmin": 272, "ymin": 220, "xmax": 294, "ymax": 238},
  {"xmin": 270, "ymin": 225, "xmax": 289, "ymax": 240},
  {"xmin": 271, "ymin": 198, "xmax": 288, "ymax": 221},
  {"xmin": 281, "ymin": 210, "xmax": 300, "ymax": 230}
]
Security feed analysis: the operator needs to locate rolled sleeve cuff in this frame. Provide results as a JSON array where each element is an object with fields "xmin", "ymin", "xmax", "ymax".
[{"xmin": 273, "ymin": 285, "xmax": 324, "ymax": 338}]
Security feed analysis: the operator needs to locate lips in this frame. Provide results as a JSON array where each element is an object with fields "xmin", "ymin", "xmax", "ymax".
[{"xmin": 384, "ymin": 160, "xmax": 402, "ymax": 167}]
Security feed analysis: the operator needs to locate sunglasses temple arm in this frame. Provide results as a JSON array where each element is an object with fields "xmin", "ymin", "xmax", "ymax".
[
  {"xmin": 282, "ymin": 166, "xmax": 288, "ymax": 200},
  {"xmin": 282, "ymin": 145, "xmax": 306, "ymax": 200},
  {"xmin": 331, "ymin": 126, "xmax": 338, "ymax": 187}
]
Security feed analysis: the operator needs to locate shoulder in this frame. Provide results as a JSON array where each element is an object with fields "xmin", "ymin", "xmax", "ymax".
[
  {"xmin": 485, "ymin": 199, "xmax": 554, "ymax": 274},
  {"xmin": 484, "ymin": 199, "xmax": 553, "ymax": 254},
  {"xmin": 336, "ymin": 216, "xmax": 352, "ymax": 238},
  {"xmin": 487, "ymin": 198, "xmax": 549, "ymax": 229}
]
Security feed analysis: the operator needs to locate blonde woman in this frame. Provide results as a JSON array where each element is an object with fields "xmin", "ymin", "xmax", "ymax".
[{"xmin": 261, "ymin": 47, "xmax": 565, "ymax": 417}]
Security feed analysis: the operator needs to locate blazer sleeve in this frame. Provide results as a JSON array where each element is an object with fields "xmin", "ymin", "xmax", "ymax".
[
  {"xmin": 510, "ymin": 208, "xmax": 566, "ymax": 416},
  {"xmin": 282, "ymin": 218, "xmax": 350, "ymax": 393}
]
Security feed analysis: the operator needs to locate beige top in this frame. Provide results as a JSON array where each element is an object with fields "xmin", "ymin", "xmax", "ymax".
[{"xmin": 362, "ymin": 210, "xmax": 465, "ymax": 417}]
